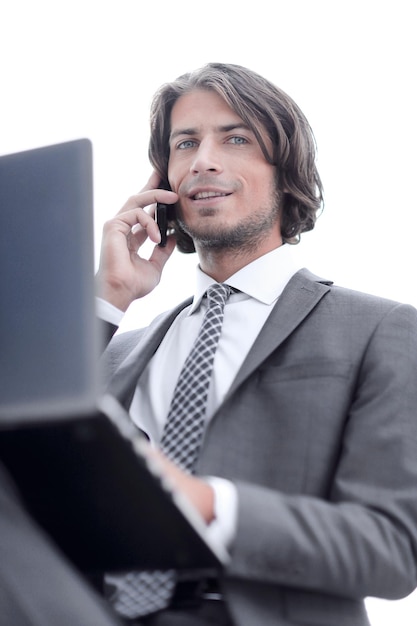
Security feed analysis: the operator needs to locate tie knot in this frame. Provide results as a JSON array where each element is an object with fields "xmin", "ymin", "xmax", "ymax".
[{"xmin": 206, "ymin": 283, "xmax": 233, "ymax": 308}]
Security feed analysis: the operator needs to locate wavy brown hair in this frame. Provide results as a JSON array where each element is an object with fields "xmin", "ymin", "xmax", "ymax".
[{"xmin": 149, "ymin": 62, "xmax": 324, "ymax": 253}]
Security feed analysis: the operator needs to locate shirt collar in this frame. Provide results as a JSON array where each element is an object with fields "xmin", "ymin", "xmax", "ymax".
[{"xmin": 189, "ymin": 244, "xmax": 303, "ymax": 314}]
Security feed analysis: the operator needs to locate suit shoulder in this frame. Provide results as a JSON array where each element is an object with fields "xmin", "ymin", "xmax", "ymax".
[
  {"xmin": 295, "ymin": 268, "xmax": 417, "ymax": 319},
  {"xmin": 327, "ymin": 283, "xmax": 416, "ymax": 313},
  {"xmin": 323, "ymin": 284, "xmax": 417, "ymax": 330}
]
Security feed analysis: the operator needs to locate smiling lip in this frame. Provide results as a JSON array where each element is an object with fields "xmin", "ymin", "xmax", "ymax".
[{"xmin": 188, "ymin": 189, "xmax": 232, "ymax": 201}]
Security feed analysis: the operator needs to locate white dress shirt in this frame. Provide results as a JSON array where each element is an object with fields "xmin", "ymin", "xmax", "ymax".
[{"xmin": 99, "ymin": 244, "xmax": 303, "ymax": 549}]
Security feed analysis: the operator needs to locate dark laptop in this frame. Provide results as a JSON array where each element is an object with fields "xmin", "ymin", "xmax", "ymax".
[
  {"xmin": 0, "ymin": 140, "xmax": 228, "ymax": 575},
  {"xmin": 0, "ymin": 139, "xmax": 98, "ymax": 421}
]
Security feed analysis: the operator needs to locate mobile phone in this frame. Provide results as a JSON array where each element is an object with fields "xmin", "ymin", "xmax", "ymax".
[{"xmin": 156, "ymin": 202, "xmax": 176, "ymax": 247}]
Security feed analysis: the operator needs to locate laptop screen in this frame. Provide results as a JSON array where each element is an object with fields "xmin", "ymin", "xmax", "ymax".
[{"xmin": 0, "ymin": 139, "xmax": 100, "ymax": 423}]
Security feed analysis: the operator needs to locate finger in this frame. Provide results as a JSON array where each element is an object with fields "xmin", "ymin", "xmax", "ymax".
[
  {"xmin": 148, "ymin": 235, "xmax": 177, "ymax": 273},
  {"xmin": 130, "ymin": 217, "xmax": 160, "ymax": 247},
  {"xmin": 130, "ymin": 215, "xmax": 176, "ymax": 250},
  {"xmin": 117, "ymin": 188, "xmax": 178, "ymax": 215},
  {"xmin": 104, "ymin": 206, "xmax": 161, "ymax": 244}
]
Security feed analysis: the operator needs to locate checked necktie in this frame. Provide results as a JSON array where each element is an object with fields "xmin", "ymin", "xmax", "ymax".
[{"xmin": 107, "ymin": 283, "xmax": 233, "ymax": 618}]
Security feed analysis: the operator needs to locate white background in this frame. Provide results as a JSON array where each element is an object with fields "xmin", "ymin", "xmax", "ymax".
[{"xmin": 1, "ymin": 1, "xmax": 416, "ymax": 623}]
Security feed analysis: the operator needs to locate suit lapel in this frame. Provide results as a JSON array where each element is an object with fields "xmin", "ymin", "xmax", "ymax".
[
  {"xmin": 226, "ymin": 268, "xmax": 332, "ymax": 399},
  {"xmin": 105, "ymin": 298, "xmax": 193, "ymax": 408}
]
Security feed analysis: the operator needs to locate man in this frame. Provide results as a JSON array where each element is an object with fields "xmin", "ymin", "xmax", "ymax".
[
  {"xmin": 1, "ymin": 63, "xmax": 416, "ymax": 626},
  {"xmin": 95, "ymin": 63, "xmax": 417, "ymax": 626}
]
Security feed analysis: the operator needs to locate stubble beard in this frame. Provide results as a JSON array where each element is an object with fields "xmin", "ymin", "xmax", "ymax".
[{"xmin": 176, "ymin": 187, "xmax": 281, "ymax": 255}]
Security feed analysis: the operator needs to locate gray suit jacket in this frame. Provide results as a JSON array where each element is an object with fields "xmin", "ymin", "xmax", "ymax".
[{"xmin": 101, "ymin": 269, "xmax": 417, "ymax": 626}]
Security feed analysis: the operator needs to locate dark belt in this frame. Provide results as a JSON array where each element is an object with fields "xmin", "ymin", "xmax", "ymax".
[{"xmin": 170, "ymin": 577, "xmax": 223, "ymax": 609}]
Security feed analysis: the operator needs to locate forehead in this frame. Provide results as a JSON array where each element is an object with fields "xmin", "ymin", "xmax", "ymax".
[{"xmin": 169, "ymin": 89, "xmax": 245, "ymax": 134}]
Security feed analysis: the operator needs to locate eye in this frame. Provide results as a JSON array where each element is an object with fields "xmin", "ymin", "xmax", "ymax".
[
  {"xmin": 177, "ymin": 139, "xmax": 197, "ymax": 150},
  {"xmin": 227, "ymin": 136, "xmax": 249, "ymax": 145}
]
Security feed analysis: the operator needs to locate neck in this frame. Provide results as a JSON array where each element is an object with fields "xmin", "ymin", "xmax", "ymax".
[{"xmin": 196, "ymin": 237, "xmax": 283, "ymax": 282}]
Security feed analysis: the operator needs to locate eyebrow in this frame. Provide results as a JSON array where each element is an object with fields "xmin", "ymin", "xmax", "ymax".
[{"xmin": 170, "ymin": 123, "xmax": 252, "ymax": 142}]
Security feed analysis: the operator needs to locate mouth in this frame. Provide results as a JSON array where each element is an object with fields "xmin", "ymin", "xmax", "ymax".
[{"xmin": 189, "ymin": 190, "xmax": 231, "ymax": 201}]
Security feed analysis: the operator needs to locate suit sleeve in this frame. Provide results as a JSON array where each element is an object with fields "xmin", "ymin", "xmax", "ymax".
[{"xmin": 227, "ymin": 302, "xmax": 417, "ymax": 601}]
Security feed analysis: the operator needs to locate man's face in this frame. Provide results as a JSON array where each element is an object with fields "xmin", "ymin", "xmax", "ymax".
[{"xmin": 167, "ymin": 89, "xmax": 282, "ymax": 252}]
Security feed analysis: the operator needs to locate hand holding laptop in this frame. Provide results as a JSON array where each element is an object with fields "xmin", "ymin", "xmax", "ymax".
[{"xmin": 146, "ymin": 447, "xmax": 216, "ymax": 525}]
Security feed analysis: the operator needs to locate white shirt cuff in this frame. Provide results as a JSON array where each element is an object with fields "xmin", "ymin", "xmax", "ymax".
[
  {"xmin": 204, "ymin": 476, "xmax": 238, "ymax": 550},
  {"xmin": 96, "ymin": 297, "xmax": 124, "ymax": 326}
]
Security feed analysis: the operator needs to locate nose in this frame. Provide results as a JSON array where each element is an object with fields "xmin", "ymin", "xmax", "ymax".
[{"xmin": 190, "ymin": 139, "xmax": 223, "ymax": 175}]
